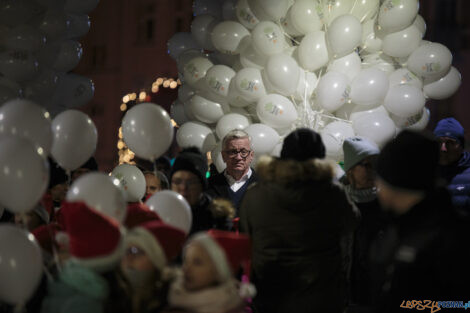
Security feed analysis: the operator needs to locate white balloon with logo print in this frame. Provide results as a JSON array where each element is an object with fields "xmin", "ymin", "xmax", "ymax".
[
  {"xmin": 233, "ymin": 67, "xmax": 267, "ymax": 103},
  {"xmin": 183, "ymin": 57, "xmax": 213, "ymax": 88},
  {"xmin": 176, "ymin": 121, "xmax": 217, "ymax": 153},
  {"xmin": 204, "ymin": 64, "xmax": 236, "ymax": 98},
  {"xmin": 320, "ymin": 121, "xmax": 355, "ymax": 162},
  {"xmin": 211, "ymin": 21, "xmax": 251, "ymax": 55},
  {"xmin": 236, "ymin": 0, "xmax": 260, "ymax": 30},
  {"xmin": 315, "ymin": 71, "xmax": 351, "ymax": 112},
  {"xmin": 111, "ymin": 164, "xmax": 146, "ymax": 203},
  {"xmin": 389, "ymin": 68, "xmax": 423, "ymax": 89},
  {"xmin": 286, "ymin": 0, "xmax": 323, "ymax": 35},
  {"xmin": 407, "ymin": 42, "xmax": 452, "ymax": 83},
  {"xmin": 256, "ymin": 94, "xmax": 298, "ymax": 129},
  {"xmin": 251, "ymin": 21, "xmax": 287, "ymax": 57},
  {"xmin": 378, "ymin": 0, "xmax": 419, "ymax": 33},
  {"xmin": 384, "ymin": 84, "xmax": 426, "ymax": 128},
  {"xmin": 350, "ymin": 68, "xmax": 389, "ymax": 107}
]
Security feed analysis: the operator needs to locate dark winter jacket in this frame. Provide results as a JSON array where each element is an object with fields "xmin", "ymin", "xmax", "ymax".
[
  {"xmin": 369, "ymin": 188, "xmax": 470, "ymax": 313},
  {"xmin": 207, "ymin": 170, "xmax": 258, "ymax": 214},
  {"xmin": 239, "ymin": 156, "xmax": 359, "ymax": 313},
  {"xmin": 189, "ymin": 193, "xmax": 214, "ymax": 235},
  {"xmin": 438, "ymin": 151, "xmax": 470, "ymax": 217}
]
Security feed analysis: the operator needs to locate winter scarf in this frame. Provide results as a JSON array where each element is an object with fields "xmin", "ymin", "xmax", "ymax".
[{"xmin": 344, "ymin": 185, "xmax": 377, "ymax": 204}]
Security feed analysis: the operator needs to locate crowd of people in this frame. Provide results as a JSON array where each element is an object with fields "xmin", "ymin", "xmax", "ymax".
[{"xmin": 1, "ymin": 118, "xmax": 470, "ymax": 313}]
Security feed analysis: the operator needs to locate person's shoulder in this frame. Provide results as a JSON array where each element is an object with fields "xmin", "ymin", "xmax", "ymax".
[{"xmin": 208, "ymin": 171, "xmax": 226, "ymax": 184}]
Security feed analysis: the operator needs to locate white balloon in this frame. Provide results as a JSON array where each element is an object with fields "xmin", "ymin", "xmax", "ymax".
[
  {"xmin": 67, "ymin": 14, "xmax": 90, "ymax": 39},
  {"xmin": 67, "ymin": 172, "xmax": 127, "ymax": 223},
  {"xmin": 111, "ymin": 164, "xmax": 146, "ymax": 203},
  {"xmin": 5, "ymin": 25, "xmax": 45, "ymax": 52},
  {"xmin": 406, "ymin": 107, "xmax": 429, "ymax": 131},
  {"xmin": 211, "ymin": 142, "xmax": 226, "ymax": 173},
  {"xmin": 408, "ymin": 42, "xmax": 453, "ymax": 83},
  {"xmin": 256, "ymin": 94, "xmax": 298, "ymax": 129},
  {"xmin": 146, "ymin": 190, "xmax": 192, "ymax": 234},
  {"xmin": 382, "ymin": 25, "xmax": 421, "ymax": 58},
  {"xmin": 183, "ymin": 57, "xmax": 214, "ymax": 88},
  {"xmin": 350, "ymin": 68, "xmax": 389, "ymax": 106},
  {"xmin": 265, "ymin": 54, "xmax": 300, "ymax": 96},
  {"xmin": 0, "ymin": 99, "xmax": 52, "ymax": 155},
  {"xmin": 239, "ymin": 41, "xmax": 266, "ymax": 69},
  {"xmin": 298, "ymin": 31, "xmax": 329, "ymax": 72},
  {"xmin": 183, "ymin": 98, "xmax": 198, "ymax": 121},
  {"xmin": 176, "ymin": 49, "xmax": 206, "ymax": 75},
  {"xmin": 327, "ymin": 52, "xmax": 362, "ymax": 82},
  {"xmin": 353, "ymin": 113, "xmax": 396, "ymax": 148},
  {"xmin": 176, "ymin": 121, "xmax": 217, "ymax": 153},
  {"xmin": 233, "ymin": 67, "xmax": 267, "ymax": 102},
  {"xmin": 171, "ymin": 100, "xmax": 189, "ymax": 126},
  {"xmin": 204, "ymin": 65, "xmax": 236, "ymax": 98},
  {"xmin": 412, "ymin": 14, "xmax": 426, "ymax": 37},
  {"xmin": 350, "ymin": 0, "xmax": 379, "ymax": 23},
  {"xmin": 223, "ymin": 0, "xmax": 238, "ymax": 21},
  {"xmin": 361, "ymin": 19, "xmax": 383, "ymax": 53},
  {"xmin": 378, "ymin": 0, "xmax": 418, "ymax": 33},
  {"xmin": 24, "ymin": 69, "xmax": 59, "ymax": 104},
  {"xmin": 193, "ymin": 0, "xmax": 222, "ymax": 18},
  {"xmin": 249, "ymin": 0, "xmax": 290, "ymax": 22},
  {"xmin": 389, "ymin": 68, "xmax": 423, "ymax": 89},
  {"xmin": 178, "ymin": 84, "xmax": 196, "ymax": 103},
  {"xmin": 251, "ymin": 21, "xmax": 287, "ymax": 57},
  {"xmin": 190, "ymin": 95, "xmax": 229, "ymax": 124},
  {"xmin": 191, "ymin": 14, "xmax": 218, "ymax": 50},
  {"xmin": 51, "ymin": 110, "xmax": 97, "ymax": 171},
  {"xmin": 361, "ymin": 53, "xmax": 396, "ymax": 75},
  {"xmin": 122, "ymin": 103, "xmax": 174, "ymax": 161},
  {"xmin": 323, "ymin": 0, "xmax": 353, "ymax": 25},
  {"xmin": 294, "ymin": 70, "xmax": 318, "ymax": 101},
  {"xmin": 286, "ymin": 0, "xmax": 323, "ymax": 35},
  {"xmin": 315, "ymin": 71, "xmax": 350, "ymax": 112},
  {"xmin": 0, "ymin": 137, "xmax": 49, "ymax": 213},
  {"xmin": 211, "ymin": 21, "xmax": 250, "ymax": 55},
  {"xmin": 244, "ymin": 123, "xmax": 280, "ymax": 156},
  {"xmin": 39, "ymin": 40, "xmax": 83, "ymax": 72},
  {"xmin": 50, "ymin": 73, "xmax": 95, "ymax": 109},
  {"xmin": 167, "ymin": 32, "xmax": 201, "ymax": 60},
  {"xmin": 320, "ymin": 121, "xmax": 355, "ymax": 162},
  {"xmin": 0, "ymin": 225, "xmax": 43, "ymax": 306},
  {"xmin": 216, "ymin": 113, "xmax": 251, "ymax": 139},
  {"xmin": 0, "ymin": 50, "xmax": 38, "ymax": 83},
  {"xmin": 37, "ymin": 9, "xmax": 70, "ymax": 40},
  {"xmin": 327, "ymin": 14, "xmax": 362, "ymax": 58},
  {"xmin": 236, "ymin": 0, "xmax": 260, "ymax": 29},
  {"xmin": 384, "ymin": 84, "xmax": 425, "ymax": 127},
  {"xmin": 0, "ymin": 0, "xmax": 41, "ymax": 27},
  {"xmin": 64, "ymin": 0, "xmax": 99, "ymax": 14},
  {"xmin": 423, "ymin": 66, "xmax": 461, "ymax": 100}
]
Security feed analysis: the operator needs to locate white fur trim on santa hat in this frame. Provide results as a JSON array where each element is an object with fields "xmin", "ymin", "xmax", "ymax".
[
  {"xmin": 70, "ymin": 226, "xmax": 127, "ymax": 273},
  {"xmin": 189, "ymin": 233, "xmax": 232, "ymax": 283},
  {"xmin": 125, "ymin": 227, "xmax": 167, "ymax": 271}
]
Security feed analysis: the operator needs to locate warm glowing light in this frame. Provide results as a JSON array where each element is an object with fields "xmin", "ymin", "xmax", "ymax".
[
  {"xmin": 152, "ymin": 86, "xmax": 159, "ymax": 93},
  {"xmin": 163, "ymin": 80, "xmax": 171, "ymax": 88},
  {"xmin": 120, "ymin": 103, "xmax": 127, "ymax": 111},
  {"xmin": 170, "ymin": 81, "xmax": 178, "ymax": 89},
  {"xmin": 130, "ymin": 93, "xmax": 137, "ymax": 101},
  {"xmin": 139, "ymin": 91, "xmax": 146, "ymax": 101},
  {"xmin": 156, "ymin": 78, "xmax": 164, "ymax": 85},
  {"xmin": 123, "ymin": 95, "xmax": 130, "ymax": 103}
]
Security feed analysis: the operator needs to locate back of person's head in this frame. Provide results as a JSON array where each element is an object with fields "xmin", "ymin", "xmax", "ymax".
[
  {"xmin": 281, "ymin": 128, "xmax": 326, "ymax": 161},
  {"xmin": 377, "ymin": 130, "xmax": 439, "ymax": 191}
]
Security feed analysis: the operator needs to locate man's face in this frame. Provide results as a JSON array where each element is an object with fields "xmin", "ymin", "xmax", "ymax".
[
  {"xmin": 437, "ymin": 137, "xmax": 463, "ymax": 166},
  {"xmin": 347, "ymin": 156, "xmax": 377, "ymax": 190},
  {"xmin": 221, "ymin": 138, "xmax": 253, "ymax": 175}
]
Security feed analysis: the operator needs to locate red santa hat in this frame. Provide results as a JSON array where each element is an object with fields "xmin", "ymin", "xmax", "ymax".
[
  {"xmin": 125, "ymin": 220, "xmax": 186, "ymax": 271},
  {"xmin": 61, "ymin": 201, "xmax": 125, "ymax": 272},
  {"xmin": 124, "ymin": 202, "xmax": 161, "ymax": 229},
  {"xmin": 188, "ymin": 230, "xmax": 251, "ymax": 283}
]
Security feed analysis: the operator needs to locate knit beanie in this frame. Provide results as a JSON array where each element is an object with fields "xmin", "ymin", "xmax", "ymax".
[
  {"xmin": 343, "ymin": 136, "xmax": 380, "ymax": 172},
  {"xmin": 170, "ymin": 147, "xmax": 208, "ymax": 188},
  {"xmin": 377, "ymin": 130, "xmax": 439, "ymax": 191},
  {"xmin": 433, "ymin": 117, "xmax": 465, "ymax": 146},
  {"xmin": 125, "ymin": 220, "xmax": 186, "ymax": 271},
  {"xmin": 281, "ymin": 128, "xmax": 326, "ymax": 161}
]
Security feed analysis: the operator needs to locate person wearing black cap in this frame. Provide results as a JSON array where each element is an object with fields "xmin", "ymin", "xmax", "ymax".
[
  {"xmin": 433, "ymin": 117, "xmax": 470, "ymax": 217},
  {"xmin": 369, "ymin": 130, "xmax": 470, "ymax": 312},
  {"xmin": 239, "ymin": 128, "xmax": 359, "ymax": 313},
  {"xmin": 170, "ymin": 147, "xmax": 230, "ymax": 234}
]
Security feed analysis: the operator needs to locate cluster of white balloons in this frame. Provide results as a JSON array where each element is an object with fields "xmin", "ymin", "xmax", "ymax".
[
  {"xmin": 0, "ymin": 0, "xmax": 97, "ymax": 116},
  {"xmin": 168, "ymin": 0, "xmax": 461, "ymax": 165},
  {"xmin": 0, "ymin": 0, "xmax": 99, "ymax": 307}
]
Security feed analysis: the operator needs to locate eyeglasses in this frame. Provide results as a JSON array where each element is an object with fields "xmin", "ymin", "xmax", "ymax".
[
  {"xmin": 438, "ymin": 138, "xmax": 460, "ymax": 148},
  {"xmin": 171, "ymin": 178, "xmax": 201, "ymax": 188},
  {"xmin": 223, "ymin": 149, "xmax": 251, "ymax": 158}
]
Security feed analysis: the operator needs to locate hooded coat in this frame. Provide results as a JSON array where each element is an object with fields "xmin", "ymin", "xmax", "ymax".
[{"xmin": 239, "ymin": 156, "xmax": 359, "ymax": 313}]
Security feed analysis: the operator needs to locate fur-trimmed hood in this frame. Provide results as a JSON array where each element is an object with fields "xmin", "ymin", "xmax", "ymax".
[
  {"xmin": 250, "ymin": 155, "xmax": 343, "ymax": 213},
  {"xmin": 256, "ymin": 155, "xmax": 337, "ymax": 185}
]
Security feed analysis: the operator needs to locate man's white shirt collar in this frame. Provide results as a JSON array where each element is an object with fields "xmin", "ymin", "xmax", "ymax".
[{"xmin": 224, "ymin": 168, "xmax": 252, "ymax": 192}]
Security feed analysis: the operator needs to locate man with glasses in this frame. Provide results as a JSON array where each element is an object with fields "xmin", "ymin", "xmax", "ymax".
[
  {"xmin": 208, "ymin": 129, "xmax": 257, "ymax": 214},
  {"xmin": 433, "ymin": 117, "xmax": 470, "ymax": 217},
  {"xmin": 170, "ymin": 147, "xmax": 214, "ymax": 234}
]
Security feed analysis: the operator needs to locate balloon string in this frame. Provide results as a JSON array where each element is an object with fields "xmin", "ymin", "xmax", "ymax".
[
  {"xmin": 66, "ymin": 170, "xmax": 72, "ymax": 187},
  {"xmin": 275, "ymin": 20, "xmax": 300, "ymax": 46}
]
